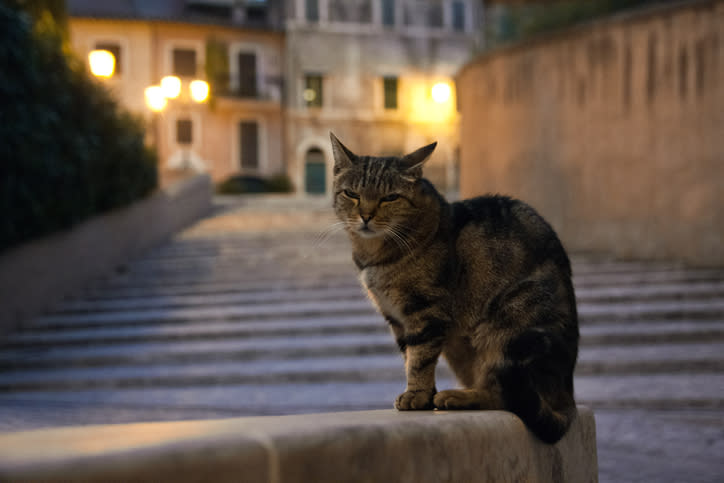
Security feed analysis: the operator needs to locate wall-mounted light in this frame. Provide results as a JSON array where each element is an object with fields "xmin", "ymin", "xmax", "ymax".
[
  {"xmin": 88, "ymin": 50, "xmax": 115, "ymax": 78},
  {"xmin": 160, "ymin": 76, "xmax": 182, "ymax": 99},
  {"xmin": 189, "ymin": 80, "xmax": 210, "ymax": 103},
  {"xmin": 144, "ymin": 86, "xmax": 167, "ymax": 112},
  {"xmin": 431, "ymin": 82, "xmax": 451, "ymax": 104}
]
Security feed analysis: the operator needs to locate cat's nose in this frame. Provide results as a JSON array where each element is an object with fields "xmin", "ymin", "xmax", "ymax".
[{"xmin": 360, "ymin": 214, "xmax": 373, "ymax": 224}]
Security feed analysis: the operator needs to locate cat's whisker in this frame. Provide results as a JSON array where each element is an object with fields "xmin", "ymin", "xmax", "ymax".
[
  {"xmin": 312, "ymin": 221, "xmax": 348, "ymax": 250},
  {"xmin": 381, "ymin": 222, "xmax": 415, "ymax": 258}
]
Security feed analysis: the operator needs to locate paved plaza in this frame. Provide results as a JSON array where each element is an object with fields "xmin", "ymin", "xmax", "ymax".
[{"xmin": 1, "ymin": 195, "xmax": 723, "ymax": 482}]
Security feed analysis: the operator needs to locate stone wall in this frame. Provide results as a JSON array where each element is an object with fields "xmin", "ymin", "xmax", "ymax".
[
  {"xmin": 458, "ymin": 0, "xmax": 723, "ymax": 266},
  {"xmin": 0, "ymin": 175, "xmax": 212, "ymax": 336},
  {"xmin": 0, "ymin": 408, "xmax": 598, "ymax": 482}
]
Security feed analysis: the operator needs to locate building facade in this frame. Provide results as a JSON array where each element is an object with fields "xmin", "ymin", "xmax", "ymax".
[
  {"xmin": 284, "ymin": 0, "xmax": 480, "ymax": 195},
  {"xmin": 68, "ymin": 0, "xmax": 480, "ymax": 194},
  {"xmin": 68, "ymin": 0, "xmax": 285, "ymax": 185}
]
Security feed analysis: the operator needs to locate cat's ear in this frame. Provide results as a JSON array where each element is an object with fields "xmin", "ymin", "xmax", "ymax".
[
  {"xmin": 399, "ymin": 142, "xmax": 437, "ymax": 179},
  {"xmin": 330, "ymin": 132, "xmax": 358, "ymax": 173}
]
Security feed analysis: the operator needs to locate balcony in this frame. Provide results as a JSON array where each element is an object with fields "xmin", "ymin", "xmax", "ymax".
[{"xmin": 212, "ymin": 75, "xmax": 282, "ymax": 107}]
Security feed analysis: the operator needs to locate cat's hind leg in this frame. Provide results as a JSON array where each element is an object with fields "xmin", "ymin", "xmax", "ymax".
[{"xmin": 433, "ymin": 387, "xmax": 504, "ymax": 410}]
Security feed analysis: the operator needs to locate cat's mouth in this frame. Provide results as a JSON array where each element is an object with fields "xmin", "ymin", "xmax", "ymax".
[{"xmin": 356, "ymin": 224, "xmax": 379, "ymax": 238}]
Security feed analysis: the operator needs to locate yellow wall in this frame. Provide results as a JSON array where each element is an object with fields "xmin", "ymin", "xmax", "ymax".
[{"xmin": 69, "ymin": 18, "xmax": 285, "ymax": 184}]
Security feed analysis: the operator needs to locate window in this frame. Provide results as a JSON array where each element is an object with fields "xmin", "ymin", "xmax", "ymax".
[
  {"xmin": 176, "ymin": 119, "xmax": 193, "ymax": 145},
  {"xmin": 305, "ymin": 0, "xmax": 319, "ymax": 22},
  {"xmin": 304, "ymin": 74, "xmax": 323, "ymax": 108},
  {"xmin": 95, "ymin": 42, "xmax": 121, "ymax": 76},
  {"xmin": 173, "ymin": 48, "xmax": 197, "ymax": 77},
  {"xmin": 452, "ymin": 1, "xmax": 465, "ymax": 32},
  {"xmin": 329, "ymin": 0, "xmax": 371, "ymax": 23},
  {"xmin": 427, "ymin": 3, "xmax": 442, "ymax": 28},
  {"xmin": 239, "ymin": 121, "xmax": 259, "ymax": 169},
  {"xmin": 237, "ymin": 52, "xmax": 257, "ymax": 97},
  {"xmin": 381, "ymin": 0, "xmax": 395, "ymax": 26},
  {"xmin": 383, "ymin": 76, "xmax": 398, "ymax": 110},
  {"xmin": 403, "ymin": 1, "xmax": 441, "ymax": 28}
]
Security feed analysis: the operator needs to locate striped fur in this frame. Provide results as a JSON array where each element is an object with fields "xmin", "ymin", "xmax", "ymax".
[{"xmin": 330, "ymin": 133, "xmax": 579, "ymax": 444}]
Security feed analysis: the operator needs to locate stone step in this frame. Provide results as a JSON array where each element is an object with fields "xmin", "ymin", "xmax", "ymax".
[
  {"xmin": 90, "ymin": 272, "xmax": 360, "ymax": 295},
  {"xmin": 0, "ymin": 374, "xmax": 720, "ymax": 418},
  {"xmin": 122, "ymin": 253, "xmax": 665, "ymax": 275},
  {"xmin": 32, "ymin": 297, "xmax": 724, "ymax": 331},
  {"xmin": 580, "ymin": 299, "xmax": 724, "ymax": 322},
  {"xmin": 0, "ymin": 342, "xmax": 722, "ymax": 391},
  {"xmin": 56, "ymin": 280, "xmax": 724, "ymax": 315},
  {"xmin": 0, "ymin": 333, "xmax": 398, "ymax": 368},
  {"xmin": 573, "ymin": 373, "xmax": 724, "ymax": 409},
  {"xmin": 33, "ymin": 300, "xmax": 378, "ymax": 329},
  {"xmin": 57, "ymin": 287, "xmax": 368, "ymax": 314},
  {"xmin": 92, "ymin": 261, "xmax": 724, "ymax": 291},
  {"xmin": 5, "ymin": 317, "xmax": 724, "ymax": 349},
  {"xmin": 82, "ymin": 277, "xmax": 362, "ymax": 301},
  {"xmin": 1, "ymin": 315, "xmax": 384, "ymax": 345}
]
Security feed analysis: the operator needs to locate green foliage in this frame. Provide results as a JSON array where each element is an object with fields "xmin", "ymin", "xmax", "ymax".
[
  {"xmin": 0, "ymin": 3, "xmax": 158, "ymax": 253},
  {"xmin": 216, "ymin": 174, "xmax": 294, "ymax": 195},
  {"xmin": 265, "ymin": 174, "xmax": 294, "ymax": 193},
  {"xmin": 486, "ymin": 0, "xmax": 662, "ymax": 48},
  {"xmin": 205, "ymin": 37, "xmax": 229, "ymax": 105}
]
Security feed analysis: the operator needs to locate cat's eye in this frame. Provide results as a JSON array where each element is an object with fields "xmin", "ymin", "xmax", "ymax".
[
  {"xmin": 343, "ymin": 189, "xmax": 360, "ymax": 199},
  {"xmin": 380, "ymin": 193, "xmax": 400, "ymax": 203}
]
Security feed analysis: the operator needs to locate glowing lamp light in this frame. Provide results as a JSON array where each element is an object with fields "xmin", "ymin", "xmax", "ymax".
[
  {"xmin": 303, "ymin": 89, "xmax": 316, "ymax": 102},
  {"xmin": 431, "ymin": 82, "xmax": 451, "ymax": 104},
  {"xmin": 160, "ymin": 75, "xmax": 182, "ymax": 99},
  {"xmin": 145, "ymin": 85, "xmax": 167, "ymax": 112},
  {"xmin": 190, "ymin": 80, "xmax": 210, "ymax": 103},
  {"xmin": 88, "ymin": 50, "xmax": 115, "ymax": 78}
]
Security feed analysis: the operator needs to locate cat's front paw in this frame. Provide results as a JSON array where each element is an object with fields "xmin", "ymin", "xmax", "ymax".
[{"xmin": 395, "ymin": 389, "xmax": 435, "ymax": 410}]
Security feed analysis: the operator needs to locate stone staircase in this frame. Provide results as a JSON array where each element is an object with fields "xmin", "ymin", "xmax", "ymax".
[{"xmin": 0, "ymin": 197, "xmax": 723, "ymax": 481}]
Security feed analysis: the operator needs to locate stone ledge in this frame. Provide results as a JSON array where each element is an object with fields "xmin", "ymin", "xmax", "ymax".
[
  {"xmin": 0, "ymin": 174, "xmax": 212, "ymax": 336},
  {"xmin": 0, "ymin": 407, "xmax": 597, "ymax": 482}
]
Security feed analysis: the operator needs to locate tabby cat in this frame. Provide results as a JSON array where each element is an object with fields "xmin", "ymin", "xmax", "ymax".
[{"xmin": 330, "ymin": 133, "xmax": 579, "ymax": 444}]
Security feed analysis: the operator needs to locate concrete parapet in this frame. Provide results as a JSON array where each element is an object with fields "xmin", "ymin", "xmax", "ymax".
[
  {"xmin": 0, "ymin": 408, "xmax": 597, "ymax": 482},
  {"xmin": 0, "ymin": 174, "xmax": 213, "ymax": 336}
]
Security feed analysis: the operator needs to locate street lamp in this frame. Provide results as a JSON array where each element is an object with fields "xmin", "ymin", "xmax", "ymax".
[
  {"xmin": 431, "ymin": 82, "xmax": 451, "ymax": 104},
  {"xmin": 145, "ymin": 77, "xmax": 209, "ymax": 110},
  {"xmin": 189, "ymin": 80, "xmax": 210, "ymax": 103},
  {"xmin": 144, "ymin": 86, "xmax": 167, "ymax": 112},
  {"xmin": 88, "ymin": 49, "xmax": 115, "ymax": 78},
  {"xmin": 145, "ymin": 77, "xmax": 211, "ymax": 177}
]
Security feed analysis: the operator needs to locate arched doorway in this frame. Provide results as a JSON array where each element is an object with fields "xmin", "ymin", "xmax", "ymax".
[{"xmin": 304, "ymin": 148, "xmax": 326, "ymax": 194}]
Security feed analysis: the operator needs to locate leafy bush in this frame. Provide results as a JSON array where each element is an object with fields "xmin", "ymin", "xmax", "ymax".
[
  {"xmin": 0, "ymin": 2, "xmax": 158, "ymax": 253},
  {"xmin": 265, "ymin": 174, "xmax": 294, "ymax": 193},
  {"xmin": 486, "ymin": 0, "xmax": 663, "ymax": 48},
  {"xmin": 216, "ymin": 174, "xmax": 294, "ymax": 195}
]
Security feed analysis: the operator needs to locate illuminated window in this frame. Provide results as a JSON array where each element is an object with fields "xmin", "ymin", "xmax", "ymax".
[
  {"xmin": 173, "ymin": 48, "xmax": 197, "ymax": 77},
  {"xmin": 176, "ymin": 119, "xmax": 193, "ymax": 145},
  {"xmin": 383, "ymin": 76, "xmax": 398, "ymax": 110},
  {"xmin": 94, "ymin": 42, "xmax": 121, "ymax": 75},
  {"xmin": 304, "ymin": 74, "xmax": 323, "ymax": 108}
]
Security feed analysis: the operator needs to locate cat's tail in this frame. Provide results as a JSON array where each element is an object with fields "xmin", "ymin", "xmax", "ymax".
[{"xmin": 500, "ymin": 365, "xmax": 577, "ymax": 444}]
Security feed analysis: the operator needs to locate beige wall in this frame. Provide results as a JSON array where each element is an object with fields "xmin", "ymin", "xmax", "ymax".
[
  {"xmin": 458, "ymin": 0, "xmax": 724, "ymax": 266},
  {"xmin": 284, "ymin": 0, "xmax": 479, "ymax": 195},
  {"xmin": 70, "ymin": 19, "xmax": 285, "ymax": 184}
]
